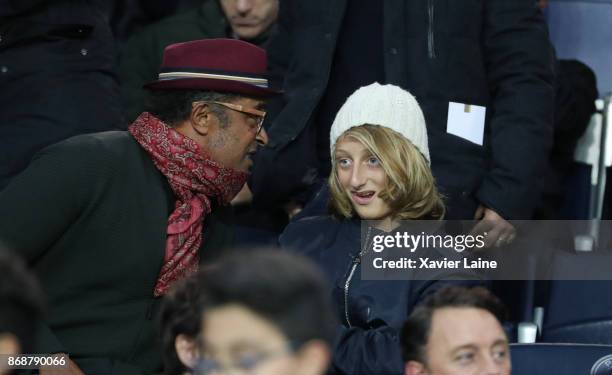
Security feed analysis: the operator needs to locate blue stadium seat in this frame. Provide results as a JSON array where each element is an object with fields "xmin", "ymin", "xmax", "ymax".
[
  {"xmin": 542, "ymin": 252, "xmax": 612, "ymax": 344},
  {"xmin": 511, "ymin": 343, "xmax": 612, "ymax": 375}
]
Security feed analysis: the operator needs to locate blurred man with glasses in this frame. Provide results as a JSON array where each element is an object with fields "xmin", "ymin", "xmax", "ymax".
[{"xmin": 193, "ymin": 249, "xmax": 335, "ymax": 375}]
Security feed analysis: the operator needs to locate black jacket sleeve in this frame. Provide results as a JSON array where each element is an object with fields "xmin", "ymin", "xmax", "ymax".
[
  {"xmin": 330, "ymin": 325, "xmax": 404, "ymax": 375},
  {"xmin": 263, "ymin": 0, "xmax": 293, "ymax": 96},
  {"xmin": 0, "ymin": 140, "xmax": 98, "ymax": 261},
  {"xmin": 476, "ymin": 0, "xmax": 555, "ymax": 219},
  {"xmin": 0, "ymin": 138, "xmax": 105, "ymax": 353},
  {"xmin": 249, "ymin": 0, "xmax": 321, "ymax": 207}
]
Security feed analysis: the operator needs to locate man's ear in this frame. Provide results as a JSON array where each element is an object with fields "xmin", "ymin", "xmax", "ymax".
[
  {"xmin": 294, "ymin": 340, "xmax": 331, "ymax": 375},
  {"xmin": 0, "ymin": 333, "xmax": 21, "ymax": 375},
  {"xmin": 0, "ymin": 333, "xmax": 20, "ymax": 355},
  {"xmin": 175, "ymin": 334, "xmax": 199, "ymax": 370},
  {"xmin": 190, "ymin": 102, "xmax": 216, "ymax": 136},
  {"xmin": 405, "ymin": 360, "xmax": 427, "ymax": 375}
]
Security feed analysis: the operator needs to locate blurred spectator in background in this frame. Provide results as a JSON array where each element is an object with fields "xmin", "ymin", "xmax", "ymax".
[
  {"xmin": 0, "ymin": 249, "xmax": 44, "ymax": 370},
  {"xmin": 159, "ymin": 274, "xmax": 203, "ymax": 375},
  {"xmin": 120, "ymin": 0, "xmax": 279, "ymax": 123},
  {"xmin": 250, "ymin": 0, "xmax": 555, "ymax": 247},
  {"xmin": 0, "ymin": 0, "xmax": 124, "ymax": 191},
  {"xmin": 535, "ymin": 59, "xmax": 598, "ymax": 219},
  {"xmin": 196, "ymin": 249, "xmax": 335, "ymax": 375},
  {"xmin": 534, "ymin": 0, "xmax": 599, "ymax": 220},
  {"xmin": 0, "ymin": 39, "xmax": 276, "ymax": 375},
  {"xmin": 401, "ymin": 286, "xmax": 510, "ymax": 375}
]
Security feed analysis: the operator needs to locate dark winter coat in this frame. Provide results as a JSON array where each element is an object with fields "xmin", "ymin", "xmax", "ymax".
[
  {"xmin": 280, "ymin": 215, "xmax": 483, "ymax": 375},
  {"xmin": 0, "ymin": 131, "xmax": 234, "ymax": 374}
]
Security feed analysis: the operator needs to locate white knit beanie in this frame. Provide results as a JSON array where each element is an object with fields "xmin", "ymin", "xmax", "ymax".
[{"xmin": 329, "ymin": 82, "xmax": 430, "ymax": 164}]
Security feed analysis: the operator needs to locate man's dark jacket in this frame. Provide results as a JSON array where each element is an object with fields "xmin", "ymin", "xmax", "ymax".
[
  {"xmin": 0, "ymin": 131, "xmax": 234, "ymax": 374},
  {"xmin": 251, "ymin": 0, "xmax": 555, "ymax": 219}
]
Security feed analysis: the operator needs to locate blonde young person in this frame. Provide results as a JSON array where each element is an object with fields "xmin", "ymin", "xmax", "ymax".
[{"xmin": 280, "ymin": 83, "xmax": 482, "ymax": 375}]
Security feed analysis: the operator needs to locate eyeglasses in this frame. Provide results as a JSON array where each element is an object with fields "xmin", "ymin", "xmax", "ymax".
[
  {"xmin": 194, "ymin": 345, "xmax": 293, "ymax": 374},
  {"xmin": 200, "ymin": 101, "xmax": 266, "ymax": 135}
]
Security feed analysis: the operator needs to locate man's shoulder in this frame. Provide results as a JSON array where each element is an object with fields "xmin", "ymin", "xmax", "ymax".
[
  {"xmin": 286, "ymin": 214, "xmax": 338, "ymax": 232},
  {"xmin": 37, "ymin": 131, "xmax": 141, "ymax": 167},
  {"xmin": 50, "ymin": 130, "xmax": 133, "ymax": 153},
  {"xmin": 131, "ymin": 3, "xmax": 226, "ymax": 46},
  {"xmin": 149, "ymin": 11, "xmax": 206, "ymax": 35},
  {"xmin": 161, "ymin": 1, "xmax": 224, "ymax": 29}
]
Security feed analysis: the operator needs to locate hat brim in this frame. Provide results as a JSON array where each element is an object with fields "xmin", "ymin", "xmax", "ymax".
[{"xmin": 144, "ymin": 77, "xmax": 281, "ymax": 97}]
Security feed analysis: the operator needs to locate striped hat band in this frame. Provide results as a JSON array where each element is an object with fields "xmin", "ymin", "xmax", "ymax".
[{"xmin": 157, "ymin": 70, "xmax": 269, "ymax": 88}]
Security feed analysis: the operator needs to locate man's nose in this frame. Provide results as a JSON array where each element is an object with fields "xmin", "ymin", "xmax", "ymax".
[
  {"xmin": 256, "ymin": 127, "xmax": 269, "ymax": 146},
  {"xmin": 236, "ymin": 0, "xmax": 253, "ymax": 14},
  {"xmin": 481, "ymin": 355, "xmax": 505, "ymax": 375}
]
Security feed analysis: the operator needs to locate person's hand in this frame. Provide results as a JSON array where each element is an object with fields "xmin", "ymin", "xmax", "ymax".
[
  {"xmin": 231, "ymin": 184, "xmax": 253, "ymax": 206},
  {"xmin": 283, "ymin": 201, "xmax": 303, "ymax": 219},
  {"xmin": 471, "ymin": 205, "xmax": 516, "ymax": 248},
  {"xmin": 39, "ymin": 354, "xmax": 85, "ymax": 375}
]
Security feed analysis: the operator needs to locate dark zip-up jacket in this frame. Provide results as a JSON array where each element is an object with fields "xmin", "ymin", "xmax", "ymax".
[
  {"xmin": 251, "ymin": 0, "xmax": 555, "ymax": 220},
  {"xmin": 280, "ymin": 215, "xmax": 483, "ymax": 375}
]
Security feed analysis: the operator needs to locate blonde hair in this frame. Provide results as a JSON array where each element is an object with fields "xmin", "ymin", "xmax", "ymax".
[{"xmin": 328, "ymin": 125, "xmax": 445, "ymax": 220}]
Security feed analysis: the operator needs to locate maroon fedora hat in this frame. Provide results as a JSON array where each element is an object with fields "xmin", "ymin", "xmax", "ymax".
[{"xmin": 144, "ymin": 38, "xmax": 280, "ymax": 97}]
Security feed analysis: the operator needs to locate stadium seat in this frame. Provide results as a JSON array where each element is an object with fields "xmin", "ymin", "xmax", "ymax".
[
  {"xmin": 511, "ymin": 343, "xmax": 612, "ymax": 375},
  {"xmin": 541, "ymin": 252, "xmax": 612, "ymax": 344}
]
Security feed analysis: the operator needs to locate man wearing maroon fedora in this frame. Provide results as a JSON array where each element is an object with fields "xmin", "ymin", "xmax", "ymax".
[{"xmin": 0, "ymin": 38, "xmax": 277, "ymax": 375}]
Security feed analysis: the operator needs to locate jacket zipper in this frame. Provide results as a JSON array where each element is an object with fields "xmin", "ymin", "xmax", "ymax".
[
  {"xmin": 428, "ymin": 0, "xmax": 436, "ymax": 59},
  {"xmin": 344, "ymin": 256, "xmax": 361, "ymax": 327},
  {"xmin": 344, "ymin": 227, "xmax": 372, "ymax": 328}
]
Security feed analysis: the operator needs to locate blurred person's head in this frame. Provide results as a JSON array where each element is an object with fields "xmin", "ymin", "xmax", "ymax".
[
  {"xmin": 401, "ymin": 286, "xmax": 510, "ymax": 375},
  {"xmin": 160, "ymin": 274, "xmax": 204, "ymax": 375},
  {"xmin": 538, "ymin": 0, "xmax": 549, "ymax": 11},
  {"xmin": 0, "ymin": 249, "xmax": 44, "ymax": 373},
  {"xmin": 195, "ymin": 249, "xmax": 335, "ymax": 375},
  {"xmin": 144, "ymin": 39, "xmax": 279, "ymax": 173},
  {"xmin": 219, "ymin": 0, "xmax": 279, "ymax": 40},
  {"xmin": 328, "ymin": 83, "xmax": 444, "ymax": 225}
]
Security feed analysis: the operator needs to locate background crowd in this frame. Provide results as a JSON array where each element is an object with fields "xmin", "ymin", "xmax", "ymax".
[{"xmin": 0, "ymin": 0, "xmax": 611, "ymax": 374}]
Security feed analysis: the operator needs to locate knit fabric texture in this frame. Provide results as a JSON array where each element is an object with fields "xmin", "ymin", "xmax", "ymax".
[{"xmin": 329, "ymin": 82, "xmax": 430, "ymax": 164}]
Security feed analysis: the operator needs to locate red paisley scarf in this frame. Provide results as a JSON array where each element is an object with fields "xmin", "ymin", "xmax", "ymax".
[{"xmin": 129, "ymin": 112, "xmax": 247, "ymax": 296}]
